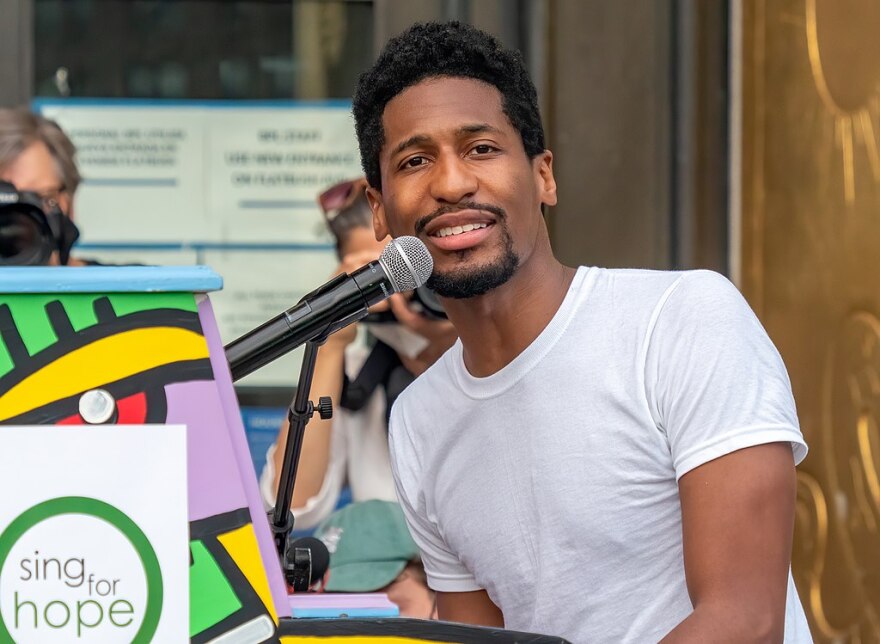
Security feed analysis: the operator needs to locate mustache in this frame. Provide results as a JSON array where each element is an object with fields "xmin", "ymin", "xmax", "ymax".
[{"xmin": 414, "ymin": 202, "xmax": 507, "ymax": 236}]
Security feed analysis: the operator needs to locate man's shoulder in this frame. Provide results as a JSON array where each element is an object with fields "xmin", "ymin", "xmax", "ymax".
[
  {"xmin": 650, "ymin": 269, "xmax": 745, "ymax": 318},
  {"xmin": 386, "ymin": 348, "xmax": 459, "ymax": 468},
  {"xmin": 588, "ymin": 267, "xmax": 735, "ymax": 305},
  {"xmin": 397, "ymin": 345, "xmax": 458, "ymax": 406},
  {"xmin": 590, "ymin": 266, "xmax": 728, "ymax": 288}
]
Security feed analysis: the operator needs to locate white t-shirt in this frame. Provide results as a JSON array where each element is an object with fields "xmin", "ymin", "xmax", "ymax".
[
  {"xmin": 389, "ymin": 267, "xmax": 811, "ymax": 643},
  {"xmin": 260, "ymin": 344, "xmax": 397, "ymax": 530}
]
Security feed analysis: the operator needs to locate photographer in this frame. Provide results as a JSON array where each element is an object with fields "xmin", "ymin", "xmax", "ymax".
[
  {"xmin": 259, "ymin": 177, "xmax": 457, "ymax": 530},
  {"xmin": 0, "ymin": 107, "xmax": 85, "ymax": 266}
]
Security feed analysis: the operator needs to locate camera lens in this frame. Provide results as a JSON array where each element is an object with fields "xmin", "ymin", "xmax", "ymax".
[
  {"xmin": 0, "ymin": 211, "xmax": 52, "ymax": 265},
  {"xmin": 413, "ymin": 285, "xmax": 447, "ymax": 319}
]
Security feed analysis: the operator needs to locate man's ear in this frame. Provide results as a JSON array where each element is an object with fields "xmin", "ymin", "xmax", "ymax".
[
  {"xmin": 366, "ymin": 185, "xmax": 390, "ymax": 241},
  {"xmin": 535, "ymin": 150, "xmax": 558, "ymax": 208}
]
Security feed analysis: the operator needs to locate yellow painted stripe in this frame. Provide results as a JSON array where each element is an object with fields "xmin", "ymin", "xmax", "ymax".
[
  {"xmin": 0, "ymin": 326, "xmax": 209, "ymax": 420},
  {"xmin": 280, "ymin": 638, "xmax": 455, "ymax": 643},
  {"xmin": 217, "ymin": 524, "xmax": 278, "ymax": 623}
]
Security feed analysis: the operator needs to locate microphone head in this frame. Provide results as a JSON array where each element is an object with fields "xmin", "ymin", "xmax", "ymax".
[
  {"xmin": 379, "ymin": 236, "xmax": 433, "ymax": 292},
  {"xmin": 291, "ymin": 536, "xmax": 330, "ymax": 585}
]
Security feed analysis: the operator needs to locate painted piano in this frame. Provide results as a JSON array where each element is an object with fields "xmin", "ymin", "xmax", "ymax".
[{"xmin": 0, "ymin": 266, "xmax": 567, "ymax": 643}]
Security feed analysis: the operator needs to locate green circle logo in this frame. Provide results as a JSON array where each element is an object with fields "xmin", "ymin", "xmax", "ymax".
[{"xmin": 0, "ymin": 496, "xmax": 163, "ymax": 643}]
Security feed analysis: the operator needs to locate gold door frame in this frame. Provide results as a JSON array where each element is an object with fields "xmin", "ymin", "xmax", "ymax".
[{"xmin": 736, "ymin": 1, "xmax": 880, "ymax": 639}]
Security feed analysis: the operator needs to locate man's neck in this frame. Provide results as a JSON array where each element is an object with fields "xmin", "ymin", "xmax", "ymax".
[{"xmin": 443, "ymin": 254, "xmax": 576, "ymax": 378}]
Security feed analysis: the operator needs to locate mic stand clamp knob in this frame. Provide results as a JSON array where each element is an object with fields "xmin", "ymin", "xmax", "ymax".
[{"xmin": 315, "ymin": 396, "xmax": 333, "ymax": 420}]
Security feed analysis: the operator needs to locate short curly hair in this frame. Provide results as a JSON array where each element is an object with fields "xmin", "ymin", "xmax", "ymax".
[{"xmin": 352, "ymin": 21, "xmax": 545, "ymax": 190}]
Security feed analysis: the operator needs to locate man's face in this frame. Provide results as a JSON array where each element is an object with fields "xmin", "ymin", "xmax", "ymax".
[{"xmin": 367, "ymin": 77, "xmax": 557, "ymax": 299}]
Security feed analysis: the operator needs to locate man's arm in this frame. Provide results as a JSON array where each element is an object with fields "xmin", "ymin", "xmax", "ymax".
[
  {"xmin": 661, "ymin": 442, "xmax": 797, "ymax": 643},
  {"xmin": 436, "ymin": 590, "xmax": 504, "ymax": 627}
]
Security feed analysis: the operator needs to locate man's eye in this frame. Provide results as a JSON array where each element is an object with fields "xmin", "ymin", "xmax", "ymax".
[
  {"xmin": 472, "ymin": 144, "xmax": 496, "ymax": 155},
  {"xmin": 403, "ymin": 156, "xmax": 426, "ymax": 168}
]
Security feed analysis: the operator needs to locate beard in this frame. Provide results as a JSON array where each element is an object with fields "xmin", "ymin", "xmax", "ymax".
[{"xmin": 427, "ymin": 225, "xmax": 519, "ymax": 299}]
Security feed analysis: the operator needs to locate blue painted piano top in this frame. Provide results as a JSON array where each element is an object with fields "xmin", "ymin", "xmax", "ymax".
[{"xmin": 0, "ymin": 266, "xmax": 223, "ymax": 293}]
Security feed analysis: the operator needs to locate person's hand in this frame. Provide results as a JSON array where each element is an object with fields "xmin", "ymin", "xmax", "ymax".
[
  {"xmin": 336, "ymin": 249, "xmax": 381, "ymax": 277},
  {"xmin": 388, "ymin": 294, "xmax": 457, "ymax": 376}
]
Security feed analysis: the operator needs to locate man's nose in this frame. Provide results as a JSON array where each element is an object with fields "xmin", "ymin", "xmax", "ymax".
[{"xmin": 430, "ymin": 154, "xmax": 478, "ymax": 204}]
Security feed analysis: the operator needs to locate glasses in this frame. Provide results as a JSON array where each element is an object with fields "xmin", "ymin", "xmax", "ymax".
[{"xmin": 318, "ymin": 178, "xmax": 368, "ymax": 222}]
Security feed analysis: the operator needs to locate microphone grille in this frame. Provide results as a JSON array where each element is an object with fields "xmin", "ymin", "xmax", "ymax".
[{"xmin": 379, "ymin": 236, "xmax": 433, "ymax": 292}]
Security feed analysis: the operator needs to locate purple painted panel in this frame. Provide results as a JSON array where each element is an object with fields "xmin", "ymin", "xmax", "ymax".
[
  {"xmin": 197, "ymin": 296, "xmax": 290, "ymax": 615},
  {"xmin": 165, "ymin": 380, "xmax": 248, "ymax": 520},
  {"xmin": 289, "ymin": 593, "xmax": 399, "ymax": 618},
  {"xmin": 289, "ymin": 593, "xmax": 398, "ymax": 610}
]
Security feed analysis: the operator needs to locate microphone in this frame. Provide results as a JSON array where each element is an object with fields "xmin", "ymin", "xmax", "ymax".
[
  {"xmin": 224, "ymin": 236, "xmax": 433, "ymax": 381},
  {"xmin": 286, "ymin": 536, "xmax": 330, "ymax": 592}
]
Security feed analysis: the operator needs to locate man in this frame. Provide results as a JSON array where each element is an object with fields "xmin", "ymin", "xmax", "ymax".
[
  {"xmin": 352, "ymin": 21, "xmax": 811, "ymax": 642},
  {"xmin": 0, "ymin": 107, "xmax": 84, "ymax": 265}
]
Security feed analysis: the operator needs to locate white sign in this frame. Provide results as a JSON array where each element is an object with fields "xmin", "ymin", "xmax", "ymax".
[
  {"xmin": 35, "ymin": 100, "xmax": 360, "ymax": 387},
  {"xmin": 38, "ymin": 101, "xmax": 361, "ymax": 245},
  {"xmin": 0, "ymin": 426, "xmax": 189, "ymax": 643}
]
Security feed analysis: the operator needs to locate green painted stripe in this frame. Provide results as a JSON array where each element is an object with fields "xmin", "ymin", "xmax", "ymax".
[
  {"xmin": 0, "ymin": 292, "xmax": 199, "ymax": 372},
  {"xmin": 0, "ymin": 342, "xmax": 12, "ymax": 377},
  {"xmin": 189, "ymin": 541, "xmax": 242, "ymax": 637},
  {"xmin": 109, "ymin": 292, "xmax": 198, "ymax": 317}
]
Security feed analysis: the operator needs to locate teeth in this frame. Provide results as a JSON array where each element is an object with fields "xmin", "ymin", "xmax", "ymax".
[{"xmin": 435, "ymin": 222, "xmax": 488, "ymax": 237}]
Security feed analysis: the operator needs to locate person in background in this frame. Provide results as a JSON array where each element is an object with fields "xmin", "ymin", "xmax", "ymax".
[
  {"xmin": 259, "ymin": 177, "xmax": 457, "ymax": 530},
  {"xmin": 313, "ymin": 499, "xmax": 437, "ymax": 619},
  {"xmin": 0, "ymin": 106, "xmax": 85, "ymax": 266}
]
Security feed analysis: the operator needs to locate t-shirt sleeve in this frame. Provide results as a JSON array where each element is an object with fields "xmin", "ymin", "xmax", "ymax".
[
  {"xmin": 388, "ymin": 403, "xmax": 481, "ymax": 593},
  {"xmin": 644, "ymin": 270, "xmax": 808, "ymax": 479}
]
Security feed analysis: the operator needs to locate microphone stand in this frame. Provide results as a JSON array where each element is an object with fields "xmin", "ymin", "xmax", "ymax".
[{"xmin": 270, "ymin": 338, "xmax": 332, "ymax": 588}]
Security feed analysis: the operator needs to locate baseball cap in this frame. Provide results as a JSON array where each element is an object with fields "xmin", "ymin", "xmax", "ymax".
[{"xmin": 314, "ymin": 500, "xmax": 421, "ymax": 592}]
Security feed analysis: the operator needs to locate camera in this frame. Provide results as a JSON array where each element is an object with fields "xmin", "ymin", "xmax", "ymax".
[
  {"xmin": 0, "ymin": 180, "xmax": 79, "ymax": 265},
  {"xmin": 362, "ymin": 284, "xmax": 447, "ymax": 325},
  {"xmin": 410, "ymin": 284, "xmax": 447, "ymax": 320}
]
